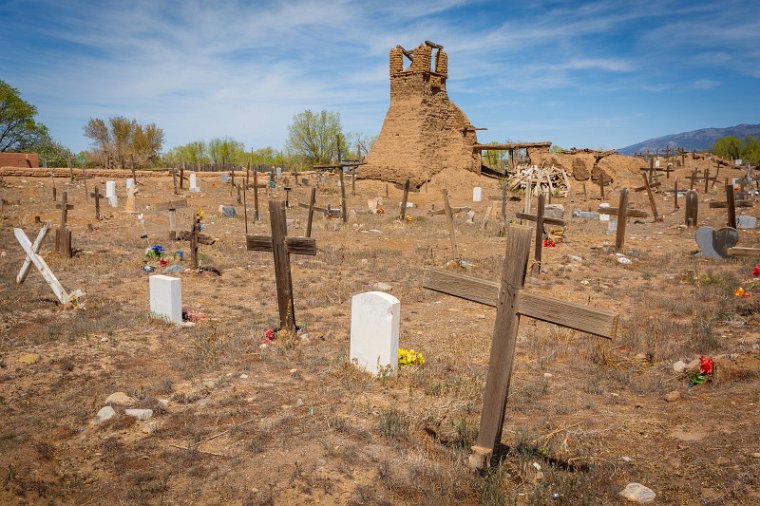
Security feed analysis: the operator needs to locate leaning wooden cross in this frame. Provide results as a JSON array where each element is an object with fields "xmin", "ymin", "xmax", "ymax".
[
  {"xmin": 423, "ymin": 225, "xmax": 618, "ymax": 470},
  {"xmin": 515, "ymin": 194, "xmax": 566, "ymax": 273},
  {"xmin": 155, "ymin": 198, "xmax": 188, "ymax": 240},
  {"xmin": 14, "ymin": 226, "xmax": 81, "ymax": 305},
  {"xmin": 597, "ymin": 189, "xmax": 648, "ymax": 252},
  {"xmin": 247, "ymin": 200, "xmax": 317, "ymax": 332},
  {"xmin": 174, "ymin": 213, "xmax": 215, "ymax": 269},
  {"xmin": 394, "ymin": 179, "xmax": 419, "ymax": 220}
]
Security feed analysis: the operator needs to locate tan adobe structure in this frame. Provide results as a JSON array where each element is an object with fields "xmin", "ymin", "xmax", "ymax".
[{"xmin": 361, "ymin": 41, "xmax": 481, "ymax": 187}]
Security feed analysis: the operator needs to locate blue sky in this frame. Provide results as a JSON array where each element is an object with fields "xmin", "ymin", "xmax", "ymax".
[{"xmin": 1, "ymin": 0, "xmax": 758, "ymax": 154}]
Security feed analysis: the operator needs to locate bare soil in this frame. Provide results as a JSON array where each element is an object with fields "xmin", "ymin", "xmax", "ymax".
[{"xmin": 1, "ymin": 159, "xmax": 759, "ymax": 505}]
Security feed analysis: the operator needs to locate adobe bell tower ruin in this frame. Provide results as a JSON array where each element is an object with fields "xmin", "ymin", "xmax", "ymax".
[{"xmin": 361, "ymin": 41, "xmax": 481, "ymax": 187}]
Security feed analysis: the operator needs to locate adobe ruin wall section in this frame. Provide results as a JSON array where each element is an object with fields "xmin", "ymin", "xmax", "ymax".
[{"xmin": 361, "ymin": 42, "xmax": 480, "ymax": 187}]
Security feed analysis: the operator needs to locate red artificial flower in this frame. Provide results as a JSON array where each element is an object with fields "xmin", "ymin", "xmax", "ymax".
[
  {"xmin": 543, "ymin": 239, "xmax": 556, "ymax": 248},
  {"xmin": 699, "ymin": 355, "xmax": 714, "ymax": 375},
  {"xmin": 753, "ymin": 265, "xmax": 760, "ymax": 277},
  {"xmin": 263, "ymin": 328, "xmax": 275, "ymax": 343}
]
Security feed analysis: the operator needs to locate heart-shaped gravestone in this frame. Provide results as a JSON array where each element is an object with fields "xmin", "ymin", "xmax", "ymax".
[{"xmin": 695, "ymin": 226, "xmax": 739, "ymax": 258}]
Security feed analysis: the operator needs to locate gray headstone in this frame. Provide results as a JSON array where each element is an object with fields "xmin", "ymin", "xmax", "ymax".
[
  {"xmin": 737, "ymin": 215, "xmax": 757, "ymax": 229},
  {"xmin": 220, "ymin": 174, "xmax": 231, "ymax": 183},
  {"xmin": 219, "ymin": 205, "xmax": 236, "ymax": 218},
  {"xmin": 695, "ymin": 226, "xmax": 739, "ymax": 259}
]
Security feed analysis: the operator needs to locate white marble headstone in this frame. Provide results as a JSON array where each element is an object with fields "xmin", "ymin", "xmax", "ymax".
[
  {"xmin": 105, "ymin": 180, "xmax": 116, "ymax": 198},
  {"xmin": 149, "ymin": 275, "xmax": 182, "ymax": 324},
  {"xmin": 737, "ymin": 215, "xmax": 757, "ymax": 229},
  {"xmin": 276, "ymin": 167, "xmax": 282, "ymax": 177},
  {"xmin": 350, "ymin": 291, "xmax": 400, "ymax": 376},
  {"xmin": 599, "ymin": 203, "xmax": 610, "ymax": 222},
  {"xmin": 472, "ymin": 187, "xmax": 482, "ymax": 202},
  {"xmin": 189, "ymin": 173, "xmax": 200, "ymax": 193},
  {"xmin": 126, "ymin": 178, "xmax": 135, "ymax": 191}
]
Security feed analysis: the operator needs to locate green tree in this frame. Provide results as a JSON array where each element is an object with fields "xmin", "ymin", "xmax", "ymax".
[
  {"xmin": 208, "ymin": 137, "xmax": 245, "ymax": 166},
  {"xmin": 33, "ymin": 133, "xmax": 75, "ymax": 167},
  {"xmin": 712, "ymin": 136, "xmax": 742, "ymax": 161},
  {"xmin": 286, "ymin": 110, "xmax": 344, "ymax": 167},
  {"xmin": 742, "ymin": 136, "xmax": 760, "ymax": 166},
  {"xmin": 0, "ymin": 80, "xmax": 49, "ymax": 152}
]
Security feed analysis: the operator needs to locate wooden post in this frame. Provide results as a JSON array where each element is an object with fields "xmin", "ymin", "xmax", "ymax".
[
  {"xmin": 339, "ymin": 169, "xmax": 348, "ymax": 224},
  {"xmin": 385, "ymin": 183, "xmax": 389, "ymax": 198},
  {"xmin": 16, "ymin": 224, "xmax": 49, "ymax": 285},
  {"xmin": 306, "ymin": 187, "xmax": 317, "ymax": 238},
  {"xmin": 172, "ymin": 169, "xmax": 178, "ymax": 195},
  {"xmin": 54, "ymin": 192, "xmax": 73, "ymax": 258},
  {"xmin": 501, "ymin": 184, "xmax": 507, "ymax": 220},
  {"xmin": 351, "ymin": 171, "xmax": 356, "ymax": 196},
  {"xmin": 532, "ymin": 194, "xmax": 546, "ymax": 273},
  {"xmin": 190, "ymin": 215, "xmax": 199, "ymax": 269},
  {"xmin": 400, "ymin": 179, "xmax": 410, "ymax": 220},
  {"xmin": 673, "ymin": 179, "xmax": 679, "ymax": 210},
  {"xmin": 236, "ymin": 184, "xmax": 242, "ymax": 204},
  {"xmin": 685, "ymin": 190, "xmax": 698, "ymax": 227},
  {"xmin": 180, "ymin": 163, "xmax": 185, "ymax": 190},
  {"xmin": 68, "ymin": 157, "xmax": 74, "ymax": 183},
  {"xmin": 726, "ymin": 183, "xmax": 736, "ymax": 229},
  {"xmin": 82, "ymin": 164, "xmax": 88, "ymax": 200},
  {"xmin": 615, "ymin": 189, "xmax": 629, "ymax": 253},
  {"xmin": 92, "ymin": 187, "xmax": 101, "ymax": 220},
  {"xmin": 253, "ymin": 169, "xmax": 260, "ymax": 221},
  {"xmin": 131, "ymin": 154, "xmax": 137, "ymax": 184},
  {"xmin": 640, "ymin": 173, "xmax": 660, "ymax": 221},
  {"xmin": 243, "ymin": 177, "xmax": 249, "ymax": 235},
  {"xmin": 52, "ymin": 186, "xmax": 57, "ymax": 202},
  {"xmin": 598, "ymin": 176, "xmax": 605, "ymax": 200},
  {"xmin": 704, "ymin": 169, "xmax": 710, "ymax": 194},
  {"xmin": 442, "ymin": 189, "xmax": 458, "ymax": 259},
  {"xmin": 689, "ymin": 169, "xmax": 698, "ymax": 190},
  {"xmin": 582, "ymin": 181, "xmax": 587, "ymax": 202}
]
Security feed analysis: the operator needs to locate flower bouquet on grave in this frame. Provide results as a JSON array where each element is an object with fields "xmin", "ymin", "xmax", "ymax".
[
  {"xmin": 145, "ymin": 245, "xmax": 164, "ymax": 260},
  {"xmin": 543, "ymin": 239, "xmax": 557, "ymax": 248},
  {"xmin": 398, "ymin": 348, "xmax": 425, "ymax": 367},
  {"xmin": 689, "ymin": 355, "xmax": 714, "ymax": 385}
]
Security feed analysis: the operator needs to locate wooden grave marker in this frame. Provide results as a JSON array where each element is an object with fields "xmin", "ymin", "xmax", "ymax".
[
  {"xmin": 514, "ymin": 194, "xmax": 566, "ymax": 274},
  {"xmin": 89, "ymin": 186, "xmax": 102, "ymax": 220},
  {"xmin": 685, "ymin": 190, "xmax": 698, "ymax": 227},
  {"xmin": 595, "ymin": 173, "xmax": 612, "ymax": 200},
  {"xmin": 394, "ymin": 179, "xmax": 420, "ymax": 220},
  {"xmin": 14, "ymin": 226, "xmax": 80, "ymax": 305},
  {"xmin": 597, "ymin": 189, "xmax": 647, "ymax": 252},
  {"xmin": 175, "ymin": 212, "xmax": 215, "ymax": 269},
  {"xmin": 725, "ymin": 183, "xmax": 737, "ymax": 229},
  {"xmin": 441, "ymin": 189, "xmax": 459, "ymax": 259},
  {"xmin": 422, "ymin": 225, "xmax": 618, "ymax": 469},
  {"xmin": 156, "ymin": 199, "xmax": 188, "ymax": 240},
  {"xmin": 639, "ymin": 173, "xmax": 660, "ymax": 221},
  {"xmin": 54, "ymin": 191, "xmax": 74, "ymax": 257},
  {"xmin": 246, "ymin": 200, "xmax": 317, "ymax": 332}
]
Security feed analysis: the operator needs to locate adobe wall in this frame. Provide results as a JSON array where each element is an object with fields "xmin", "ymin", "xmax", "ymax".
[
  {"xmin": 0, "ymin": 152, "xmax": 39, "ymax": 168},
  {"xmin": 361, "ymin": 42, "xmax": 480, "ymax": 187}
]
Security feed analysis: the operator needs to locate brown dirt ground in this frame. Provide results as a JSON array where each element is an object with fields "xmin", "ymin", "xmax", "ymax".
[{"xmin": 1, "ymin": 158, "xmax": 759, "ymax": 505}]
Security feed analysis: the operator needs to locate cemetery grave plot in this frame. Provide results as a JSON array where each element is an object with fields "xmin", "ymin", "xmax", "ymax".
[{"xmin": 0, "ymin": 162, "xmax": 760, "ymax": 505}]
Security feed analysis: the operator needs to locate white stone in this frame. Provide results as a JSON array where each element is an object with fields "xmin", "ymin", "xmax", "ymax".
[
  {"xmin": 125, "ymin": 408, "xmax": 153, "ymax": 421},
  {"xmin": 599, "ymin": 203, "xmax": 610, "ymax": 222},
  {"xmin": 737, "ymin": 215, "xmax": 757, "ymax": 229},
  {"xmin": 108, "ymin": 195, "xmax": 118, "ymax": 208},
  {"xmin": 276, "ymin": 167, "xmax": 282, "ymax": 177},
  {"xmin": 673, "ymin": 360, "xmax": 687, "ymax": 373},
  {"xmin": 126, "ymin": 178, "xmax": 135, "ymax": 191},
  {"xmin": 105, "ymin": 392, "xmax": 136, "ymax": 406},
  {"xmin": 149, "ymin": 275, "xmax": 182, "ymax": 324},
  {"xmin": 472, "ymin": 187, "xmax": 482, "ymax": 202},
  {"xmin": 105, "ymin": 180, "xmax": 116, "ymax": 198},
  {"xmin": 619, "ymin": 482, "xmax": 656, "ymax": 503},
  {"xmin": 94, "ymin": 406, "xmax": 116, "ymax": 424},
  {"xmin": 350, "ymin": 291, "xmax": 400, "ymax": 376},
  {"xmin": 189, "ymin": 173, "xmax": 200, "ymax": 192}
]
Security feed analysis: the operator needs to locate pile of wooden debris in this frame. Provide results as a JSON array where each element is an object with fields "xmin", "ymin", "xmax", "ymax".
[{"xmin": 507, "ymin": 165, "xmax": 571, "ymax": 197}]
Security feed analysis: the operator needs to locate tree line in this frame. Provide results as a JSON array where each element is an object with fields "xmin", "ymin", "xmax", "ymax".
[
  {"xmin": 1, "ymin": 79, "xmax": 373, "ymax": 169},
  {"xmin": 712, "ymin": 135, "xmax": 760, "ymax": 166}
]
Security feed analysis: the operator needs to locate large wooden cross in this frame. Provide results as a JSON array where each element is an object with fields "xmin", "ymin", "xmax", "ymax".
[
  {"xmin": 514, "ymin": 194, "xmax": 565, "ymax": 273},
  {"xmin": 423, "ymin": 225, "xmax": 618, "ymax": 469},
  {"xmin": 247, "ymin": 200, "xmax": 317, "ymax": 332},
  {"xmin": 54, "ymin": 191, "xmax": 74, "ymax": 257},
  {"xmin": 89, "ymin": 186, "xmax": 102, "ymax": 220},
  {"xmin": 597, "ymin": 189, "xmax": 648, "ymax": 252},
  {"xmin": 394, "ymin": 179, "xmax": 420, "ymax": 220},
  {"xmin": 638, "ymin": 174, "xmax": 660, "ymax": 221}
]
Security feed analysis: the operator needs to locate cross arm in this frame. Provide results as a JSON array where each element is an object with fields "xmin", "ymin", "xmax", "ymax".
[
  {"xmin": 246, "ymin": 235, "xmax": 317, "ymax": 256},
  {"xmin": 155, "ymin": 199, "xmax": 188, "ymax": 211},
  {"xmin": 597, "ymin": 207, "xmax": 648, "ymax": 218},
  {"xmin": 514, "ymin": 212, "xmax": 566, "ymax": 227},
  {"xmin": 422, "ymin": 269, "xmax": 618, "ymax": 338},
  {"xmin": 55, "ymin": 204, "xmax": 74, "ymax": 210}
]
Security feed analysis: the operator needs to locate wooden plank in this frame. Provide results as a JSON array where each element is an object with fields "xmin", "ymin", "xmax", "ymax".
[
  {"xmin": 727, "ymin": 247, "xmax": 760, "ymax": 257},
  {"xmin": 155, "ymin": 199, "xmax": 188, "ymax": 211},
  {"xmin": 615, "ymin": 189, "xmax": 629, "ymax": 253},
  {"xmin": 175, "ymin": 230, "xmax": 215, "ymax": 245},
  {"xmin": 516, "ymin": 293, "xmax": 617, "ymax": 339},
  {"xmin": 634, "ymin": 181, "xmax": 662, "ymax": 191},
  {"xmin": 597, "ymin": 207, "xmax": 648, "ymax": 218},
  {"xmin": 514, "ymin": 212, "xmax": 566, "ymax": 227},
  {"xmin": 532, "ymin": 194, "xmax": 545, "ymax": 274},
  {"xmin": 399, "ymin": 179, "xmax": 410, "ymax": 220},
  {"xmin": 477, "ymin": 225, "xmax": 532, "ymax": 453},
  {"xmin": 423, "ymin": 270, "xmax": 617, "ymax": 338},
  {"xmin": 306, "ymin": 187, "xmax": 317, "ymax": 238},
  {"xmin": 270, "ymin": 200, "xmax": 296, "ymax": 331},
  {"xmin": 708, "ymin": 200, "xmax": 753, "ymax": 208},
  {"xmin": 246, "ymin": 236, "xmax": 317, "ymax": 256},
  {"xmin": 16, "ymin": 224, "xmax": 49, "ymax": 285},
  {"xmin": 472, "ymin": 142, "xmax": 551, "ymax": 151},
  {"xmin": 14, "ymin": 228, "xmax": 70, "ymax": 304},
  {"xmin": 726, "ymin": 183, "xmax": 736, "ymax": 229}
]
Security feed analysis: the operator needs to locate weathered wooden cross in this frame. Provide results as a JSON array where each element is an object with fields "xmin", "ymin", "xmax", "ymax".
[
  {"xmin": 89, "ymin": 186, "xmax": 102, "ymax": 220},
  {"xmin": 394, "ymin": 179, "xmax": 420, "ymax": 220},
  {"xmin": 639, "ymin": 173, "xmax": 660, "ymax": 221},
  {"xmin": 515, "ymin": 194, "xmax": 565, "ymax": 274},
  {"xmin": 14, "ymin": 226, "xmax": 80, "ymax": 305},
  {"xmin": 685, "ymin": 190, "xmax": 698, "ymax": 227},
  {"xmin": 423, "ymin": 225, "xmax": 618, "ymax": 469},
  {"xmin": 488, "ymin": 184, "xmax": 509, "ymax": 221},
  {"xmin": 595, "ymin": 172, "xmax": 612, "ymax": 200},
  {"xmin": 54, "ymin": 191, "xmax": 74, "ymax": 257},
  {"xmin": 597, "ymin": 189, "xmax": 648, "ymax": 252},
  {"xmin": 175, "ymin": 213, "xmax": 215, "ymax": 269},
  {"xmin": 155, "ymin": 198, "xmax": 188, "ymax": 240},
  {"xmin": 247, "ymin": 200, "xmax": 318, "ymax": 332}
]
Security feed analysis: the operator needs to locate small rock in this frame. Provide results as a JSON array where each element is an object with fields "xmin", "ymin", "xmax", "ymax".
[
  {"xmin": 618, "ymin": 256, "xmax": 633, "ymax": 264},
  {"xmin": 105, "ymin": 392, "xmax": 136, "ymax": 406},
  {"xmin": 195, "ymin": 398, "xmax": 209, "ymax": 407},
  {"xmin": 621, "ymin": 456, "xmax": 632, "ymax": 462},
  {"xmin": 373, "ymin": 282, "xmax": 392, "ymax": 291},
  {"xmin": 619, "ymin": 482, "xmax": 656, "ymax": 503},
  {"xmin": 94, "ymin": 406, "xmax": 116, "ymax": 424},
  {"xmin": 672, "ymin": 360, "xmax": 687, "ymax": 373},
  {"xmin": 240, "ymin": 373, "xmax": 249, "ymax": 380},
  {"xmin": 751, "ymin": 453, "xmax": 760, "ymax": 459},
  {"xmin": 157, "ymin": 399, "xmax": 170, "ymax": 409},
  {"xmin": 202, "ymin": 379, "xmax": 218, "ymax": 389},
  {"xmin": 664, "ymin": 391, "xmax": 681, "ymax": 402},
  {"xmin": 18, "ymin": 353, "xmax": 40, "ymax": 365},
  {"xmin": 543, "ymin": 372, "xmax": 554, "ymax": 378},
  {"xmin": 163, "ymin": 264, "xmax": 185, "ymax": 273},
  {"xmin": 124, "ymin": 409, "xmax": 153, "ymax": 421}
]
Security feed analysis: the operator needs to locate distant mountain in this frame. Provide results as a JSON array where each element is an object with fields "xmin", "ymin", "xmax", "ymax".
[{"xmin": 618, "ymin": 123, "xmax": 760, "ymax": 155}]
